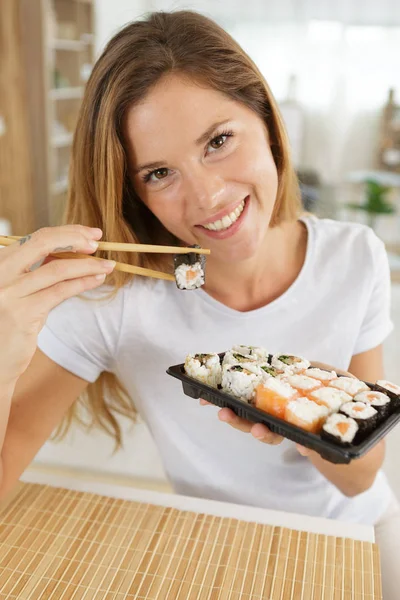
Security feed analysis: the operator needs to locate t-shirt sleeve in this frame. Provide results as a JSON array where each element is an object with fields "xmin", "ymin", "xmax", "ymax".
[
  {"xmin": 353, "ymin": 231, "xmax": 394, "ymax": 355},
  {"xmin": 37, "ymin": 286, "xmax": 125, "ymax": 382}
]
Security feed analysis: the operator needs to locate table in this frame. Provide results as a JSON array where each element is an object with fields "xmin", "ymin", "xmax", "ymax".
[{"xmin": 0, "ymin": 471, "xmax": 382, "ymax": 599}]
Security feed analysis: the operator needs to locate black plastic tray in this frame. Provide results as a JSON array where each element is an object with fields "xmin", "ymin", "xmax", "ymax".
[{"xmin": 167, "ymin": 361, "xmax": 400, "ymax": 464}]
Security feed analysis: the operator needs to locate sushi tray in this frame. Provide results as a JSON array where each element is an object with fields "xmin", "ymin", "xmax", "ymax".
[{"xmin": 167, "ymin": 346, "xmax": 400, "ymax": 464}]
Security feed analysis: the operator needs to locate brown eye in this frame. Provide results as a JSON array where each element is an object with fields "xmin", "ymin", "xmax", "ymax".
[
  {"xmin": 153, "ymin": 168, "xmax": 168, "ymax": 179},
  {"xmin": 209, "ymin": 135, "xmax": 226, "ymax": 149},
  {"xmin": 144, "ymin": 167, "xmax": 170, "ymax": 183}
]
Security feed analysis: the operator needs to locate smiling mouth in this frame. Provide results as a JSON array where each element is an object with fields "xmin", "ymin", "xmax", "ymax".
[{"xmin": 200, "ymin": 198, "xmax": 246, "ymax": 232}]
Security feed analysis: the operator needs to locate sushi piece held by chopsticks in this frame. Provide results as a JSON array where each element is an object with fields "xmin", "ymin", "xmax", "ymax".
[
  {"xmin": 0, "ymin": 235, "xmax": 210, "ymax": 288},
  {"xmin": 173, "ymin": 245, "xmax": 206, "ymax": 290}
]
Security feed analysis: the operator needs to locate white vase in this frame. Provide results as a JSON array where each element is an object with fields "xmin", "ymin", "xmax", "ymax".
[{"xmin": 0, "ymin": 219, "xmax": 12, "ymax": 236}]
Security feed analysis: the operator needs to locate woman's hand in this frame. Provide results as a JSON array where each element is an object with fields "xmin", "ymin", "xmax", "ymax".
[
  {"xmin": 199, "ymin": 399, "xmax": 284, "ymax": 445},
  {"xmin": 0, "ymin": 225, "xmax": 116, "ymax": 388},
  {"xmin": 198, "ymin": 362, "xmax": 353, "ymax": 446}
]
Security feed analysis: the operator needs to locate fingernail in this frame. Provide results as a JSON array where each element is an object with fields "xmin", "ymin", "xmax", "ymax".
[
  {"xmin": 29, "ymin": 258, "xmax": 45, "ymax": 271},
  {"xmin": 95, "ymin": 273, "xmax": 106, "ymax": 281},
  {"xmin": 101, "ymin": 260, "xmax": 116, "ymax": 272},
  {"xmin": 88, "ymin": 241, "xmax": 99, "ymax": 250},
  {"xmin": 90, "ymin": 228, "xmax": 103, "ymax": 238}
]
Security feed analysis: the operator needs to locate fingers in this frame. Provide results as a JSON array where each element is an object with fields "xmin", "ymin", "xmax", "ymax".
[
  {"xmin": 295, "ymin": 444, "xmax": 313, "ymax": 457},
  {"xmin": 0, "ymin": 226, "xmax": 103, "ymax": 287},
  {"xmin": 218, "ymin": 407, "xmax": 254, "ymax": 433},
  {"xmin": 199, "ymin": 401, "xmax": 283, "ymax": 445},
  {"xmin": 220, "ymin": 408, "xmax": 283, "ymax": 444},
  {"xmin": 250, "ymin": 423, "xmax": 283, "ymax": 445},
  {"xmin": 30, "ymin": 271, "xmax": 112, "ymax": 314},
  {"xmin": 12, "ymin": 256, "xmax": 116, "ymax": 298}
]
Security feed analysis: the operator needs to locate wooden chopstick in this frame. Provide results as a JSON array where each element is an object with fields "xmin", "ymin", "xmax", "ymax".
[
  {"xmin": 4, "ymin": 235, "xmax": 210, "ymax": 255},
  {"xmin": 0, "ymin": 236, "xmax": 175, "ymax": 282}
]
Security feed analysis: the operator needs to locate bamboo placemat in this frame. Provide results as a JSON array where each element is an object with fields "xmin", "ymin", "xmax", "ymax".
[{"xmin": 0, "ymin": 483, "xmax": 382, "ymax": 599}]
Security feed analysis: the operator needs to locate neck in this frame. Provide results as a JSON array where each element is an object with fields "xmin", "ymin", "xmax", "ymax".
[{"xmin": 203, "ymin": 219, "xmax": 307, "ymax": 312}]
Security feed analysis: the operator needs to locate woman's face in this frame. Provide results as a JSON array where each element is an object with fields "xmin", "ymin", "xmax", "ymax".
[{"xmin": 125, "ymin": 74, "xmax": 278, "ymax": 263}]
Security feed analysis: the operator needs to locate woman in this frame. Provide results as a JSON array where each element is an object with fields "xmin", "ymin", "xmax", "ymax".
[{"xmin": 0, "ymin": 10, "xmax": 399, "ymax": 597}]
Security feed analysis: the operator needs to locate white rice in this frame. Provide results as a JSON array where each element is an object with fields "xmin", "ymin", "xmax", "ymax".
[
  {"xmin": 282, "ymin": 374, "xmax": 322, "ymax": 392},
  {"xmin": 328, "ymin": 377, "xmax": 370, "ymax": 397},
  {"xmin": 376, "ymin": 380, "xmax": 400, "ymax": 396},
  {"xmin": 271, "ymin": 354, "xmax": 310, "ymax": 374},
  {"xmin": 260, "ymin": 376, "xmax": 298, "ymax": 399},
  {"xmin": 232, "ymin": 345, "xmax": 269, "ymax": 361},
  {"xmin": 175, "ymin": 263, "xmax": 205, "ymax": 290},
  {"xmin": 322, "ymin": 413, "xmax": 358, "ymax": 443},
  {"xmin": 305, "ymin": 368, "xmax": 337, "ymax": 383},
  {"xmin": 223, "ymin": 350, "xmax": 258, "ymax": 368},
  {"xmin": 309, "ymin": 387, "xmax": 352, "ymax": 412},
  {"xmin": 184, "ymin": 353, "xmax": 221, "ymax": 388},
  {"xmin": 258, "ymin": 364, "xmax": 283, "ymax": 380},
  {"xmin": 354, "ymin": 391, "xmax": 390, "ymax": 407},
  {"xmin": 221, "ymin": 363, "xmax": 262, "ymax": 401},
  {"xmin": 286, "ymin": 397, "xmax": 329, "ymax": 422},
  {"xmin": 340, "ymin": 401, "xmax": 377, "ymax": 420}
]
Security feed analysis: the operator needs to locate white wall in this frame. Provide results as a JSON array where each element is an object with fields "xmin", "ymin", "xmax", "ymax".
[{"xmin": 95, "ymin": 0, "xmax": 148, "ymax": 55}]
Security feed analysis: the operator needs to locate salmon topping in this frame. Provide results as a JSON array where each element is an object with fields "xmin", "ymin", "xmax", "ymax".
[{"xmin": 337, "ymin": 422, "xmax": 350, "ymax": 434}]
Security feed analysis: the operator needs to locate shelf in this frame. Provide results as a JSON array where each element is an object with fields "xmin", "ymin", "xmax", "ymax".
[
  {"xmin": 51, "ymin": 132, "xmax": 73, "ymax": 148},
  {"xmin": 53, "ymin": 39, "xmax": 86, "ymax": 51},
  {"xmin": 49, "ymin": 87, "xmax": 84, "ymax": 100}
]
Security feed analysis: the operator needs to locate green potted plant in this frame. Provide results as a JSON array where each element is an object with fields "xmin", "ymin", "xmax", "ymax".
[{"xmin": 347, "ymin": 179, "xmax": 396, "ymax": 230}]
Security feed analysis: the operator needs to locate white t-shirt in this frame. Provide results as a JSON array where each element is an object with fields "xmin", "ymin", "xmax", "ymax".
[{"xmin": 37, "ymin": 216, "xmax": 394, "ymax": 525}]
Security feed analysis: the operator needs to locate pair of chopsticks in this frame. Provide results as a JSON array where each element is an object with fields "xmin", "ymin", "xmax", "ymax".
[{"xmin": 0, "ymin": 235, "xmax": 210, "ymax": 282}]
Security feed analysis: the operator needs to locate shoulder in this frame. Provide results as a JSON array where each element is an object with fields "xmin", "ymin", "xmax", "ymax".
[
  {"xmin": 45, "ymin": 282, "xmax": 128, "ymax": 334},
  {"xmin": 304, "ymin": 215, "xmax": 386, "ymax": 269}
]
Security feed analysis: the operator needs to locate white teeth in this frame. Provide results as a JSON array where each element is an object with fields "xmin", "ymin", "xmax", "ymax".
[{"xmin": 202, "ymin": 199, "xmax": 246, "ymax": 231}]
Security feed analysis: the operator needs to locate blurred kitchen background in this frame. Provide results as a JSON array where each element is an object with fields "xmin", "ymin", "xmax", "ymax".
[{"xmin": 1, "ymin": 0, "xmax": 400, "ymax": 499}]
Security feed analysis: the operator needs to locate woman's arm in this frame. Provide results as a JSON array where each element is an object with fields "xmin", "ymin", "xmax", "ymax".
[
  {"xmin": 0, "ymin": 350, "xmax": 90, "ymax": 500},
  {"xmin": 0, "ymin": 225, "xmax": 114, "ymax": 499},
  {"xmin": 297, "ymin": 344, "xmax": 386, "ymax": 497}
]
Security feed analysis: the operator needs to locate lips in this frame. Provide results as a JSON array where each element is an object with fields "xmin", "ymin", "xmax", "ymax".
[
  {"xmin": 196, "ymin": 196, "xmax": 248, "ymax": 232},
  {"xmin": 195, "ymin": 196, "xmax": 250, "ymax": 240}
]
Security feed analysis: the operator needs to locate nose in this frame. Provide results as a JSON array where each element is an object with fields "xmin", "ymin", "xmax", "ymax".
[{"xmin": 184, "ymin": 168, "xmax": 226, "ymax": 211}]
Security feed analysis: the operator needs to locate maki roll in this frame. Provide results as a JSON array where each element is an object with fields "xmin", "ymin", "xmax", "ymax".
[
  {"xmin": 376, "ymin": 379, "xmax": 400, "ymax": 395},
  {"xmin": 223, "ymin": 350, "xmax": 258, "ymax": 367},
  {"xmin": 221, "ymin": 363, "xmax": 261, "ymax": 402},
  {"xmin": 339, "ymin": 401, "xmax": 378, "ymax": 438},
  {"xmin": 354, "ymin": 390, "xmax": 392, "ymax": 420},
  {"xmin": 259, "ymin": 365, "xmax": 282, "ymax": 379},
  {"xmin": 174, "ymin": 245, "xmax": 206, "ymax": 290},
  {"xmin": 328, "ymin": 377, "xmax": 370, "ymax": 397},
  {"xmin": 231, "ymin": 345, "xmax": 269, "ymax": 362},
  {"xmin": 271, "ymin": 354, "xmax": 310, "ymax": 374},
  {"xmin": 184, "ymin": 353, "xmax": 221, "ymax": 388},
  {"xmin": 375, "ymin": 380, "xmax": 400, "ymax": 410},
  {"xmin": 305, "ymin": 368, "xmax": 337, "ymax": 384},
  {"xmin": 281, "ymin": 374, "xmax": 322, "ymax": 395},
  {"xmin": 321, "ymin": 414, "xmax": 359, "ymax": 446},
  {"xmin": 284, "ymin": 397, "xmax": 329, "ymax": 433},
  {"xmin": 308, "ymin": 387, "xmax": 352, "ymax": 413},
  {"xmin": 255, "ymin": 377, "xmax": 298, "ymax": 419}
]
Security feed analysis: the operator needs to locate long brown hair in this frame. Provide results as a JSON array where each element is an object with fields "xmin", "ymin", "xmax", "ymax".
[{"xmin": 58, "ymin": 10, "xmax": 301, "ymax": 448}]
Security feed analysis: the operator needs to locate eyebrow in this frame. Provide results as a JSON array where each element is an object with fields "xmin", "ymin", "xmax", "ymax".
[{"xmin": 133, "ymin": 119, "xmax": 232, "ymax": 175}]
